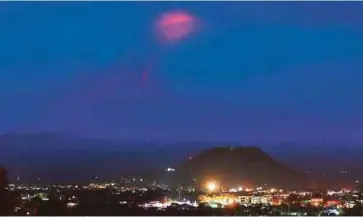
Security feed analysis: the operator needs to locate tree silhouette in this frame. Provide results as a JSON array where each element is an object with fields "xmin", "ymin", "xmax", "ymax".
[{"xmin": 0, "ymin": 167, "xmax": 12, "ymax": 215}]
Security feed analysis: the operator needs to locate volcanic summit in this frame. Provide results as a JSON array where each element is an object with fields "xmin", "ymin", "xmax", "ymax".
[{"xmin": 176, "ymin": 146, "xmax": 309, "ymax": 189}]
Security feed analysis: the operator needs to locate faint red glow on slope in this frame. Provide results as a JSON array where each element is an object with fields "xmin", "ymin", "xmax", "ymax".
[{"xmin": 155, "ymin": 10, "xmax": 197, "ymax": 42}]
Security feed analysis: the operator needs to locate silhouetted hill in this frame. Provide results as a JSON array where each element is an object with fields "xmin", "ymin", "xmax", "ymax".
[
  {"xmin": 175, "ymin": 146, "xmax": 308, "ymax": 190},
  {"xmin": 1, "ymin": 133, "xmax": 362, "ymax": 187}
]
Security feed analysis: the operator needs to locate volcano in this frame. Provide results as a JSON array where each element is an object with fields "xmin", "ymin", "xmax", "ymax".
[{"xmin": 175, "ymin": 146, "xmax": 309, "ymax": 190}]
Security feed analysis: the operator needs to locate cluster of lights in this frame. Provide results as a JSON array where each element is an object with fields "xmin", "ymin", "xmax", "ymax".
[
  {"xmin": 140, "ymin": 200, "xmax": 198, "ymax": 209},
  {"xmin": 205, "ymin": 180, "xmax": 281, "ymax": 193},
  {"xmin": 228, "ymin": 187, "xmax": 243, "ymax": 192},
  {"xmin": 166, "ymin": 167, "xmax": 175, "ymax": 172}
]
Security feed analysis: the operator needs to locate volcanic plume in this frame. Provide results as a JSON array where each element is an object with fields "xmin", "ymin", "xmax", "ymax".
[{"xmin": 155, "ymin": 10, "xmax": 198, "ymax": 43}]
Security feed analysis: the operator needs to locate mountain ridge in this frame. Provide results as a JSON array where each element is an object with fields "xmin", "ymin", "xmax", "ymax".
[{"xmin": 1, "ymin": 133, "xmax": 362, "ymax": 185}]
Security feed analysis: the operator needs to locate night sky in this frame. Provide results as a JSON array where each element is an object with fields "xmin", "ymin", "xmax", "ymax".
[{"xmin": 1, "ymin": 2, "xmax": 363, "ymax": 144}]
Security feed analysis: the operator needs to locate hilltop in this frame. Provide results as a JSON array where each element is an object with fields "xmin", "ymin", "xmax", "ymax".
[{"xmin": 175, "ymin": 146, "xmax": 309, "ymax": 190}]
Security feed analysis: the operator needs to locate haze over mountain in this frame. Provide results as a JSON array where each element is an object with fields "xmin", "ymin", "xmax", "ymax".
[{"xmin": 1, "ymin": 133, "xmax": 363, "ymax": 184}]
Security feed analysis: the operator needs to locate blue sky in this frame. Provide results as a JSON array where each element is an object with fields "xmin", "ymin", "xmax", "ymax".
[{"xmin": 0, "ymin": 2, "xmax": 363, "ymax": 143}]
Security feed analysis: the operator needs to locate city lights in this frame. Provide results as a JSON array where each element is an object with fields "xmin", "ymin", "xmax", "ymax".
[
  {"xmin": 166, "ymin": 167, "xmax": 175, "ymax": 172},
  {"xmin": 206, "ymin": 181, "xmax": 217, "ymax": 192},
  {"xmin": 6, "ymin": 181, "xmax": 363, "ymax": 215}
]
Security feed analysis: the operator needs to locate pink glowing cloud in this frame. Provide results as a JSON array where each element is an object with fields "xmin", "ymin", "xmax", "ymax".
[{"xmin": 155, "ymin": 10, "xmax": 197, "ymax": 42}]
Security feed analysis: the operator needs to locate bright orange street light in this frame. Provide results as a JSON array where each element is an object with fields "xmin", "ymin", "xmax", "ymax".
[{"xmin": 206, "ymin": 180, "xmax": 217, "ymax": 192}]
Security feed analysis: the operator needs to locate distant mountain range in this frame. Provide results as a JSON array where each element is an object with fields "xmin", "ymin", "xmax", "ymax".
[{"xmin": 1, "ymin": 133, "xmax": 362, "ymax": 185}]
